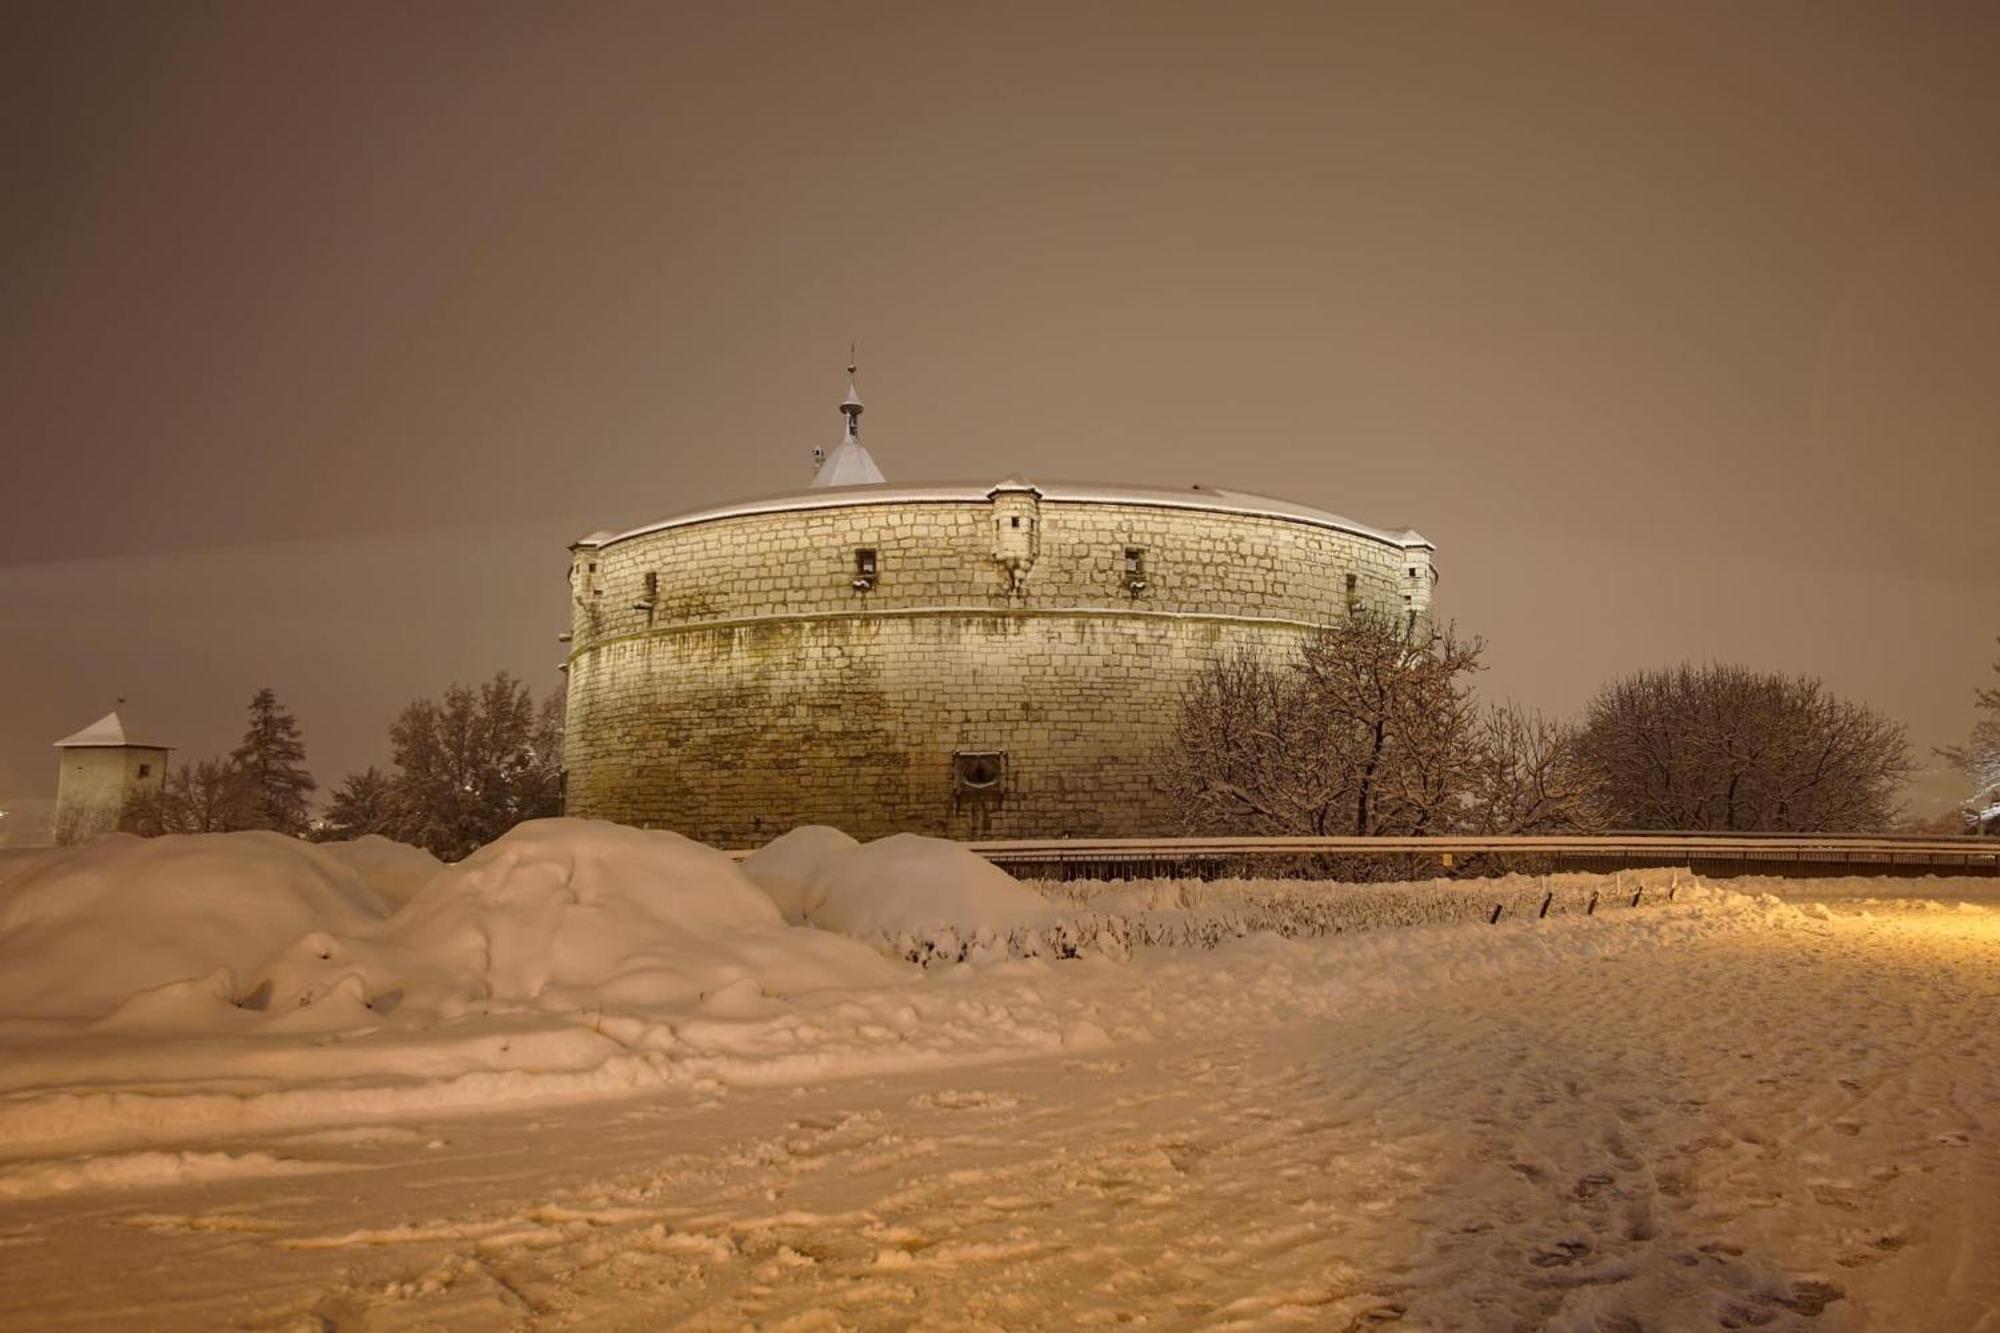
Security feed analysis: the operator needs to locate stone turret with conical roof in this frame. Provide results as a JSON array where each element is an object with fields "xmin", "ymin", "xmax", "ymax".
[
  {"xmin": 811, "ymin": 358, "xmax": 886, "ymax": 488},
  {"xmin": 53, "ymin": 706, "xmax": 170, "ymax": 844}
]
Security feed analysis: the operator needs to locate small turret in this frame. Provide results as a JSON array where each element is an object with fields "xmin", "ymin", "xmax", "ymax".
[{"xmin": 811, "ymin": 354, "xmax": 886, "ymax": 487}]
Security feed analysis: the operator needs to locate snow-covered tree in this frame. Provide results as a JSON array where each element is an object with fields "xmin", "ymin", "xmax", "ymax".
[
  {"xmin": 1578, "ymin": 664, "xmax": 1911, "ymax": 832},
  {"xmin": 380, "ymin": 672, "xmax": 564, "ymax": 860},
  {"xmin": 1938, "ymin": 637, "xmax": 2000, "ymax": 832},
  {"xmin": 316, "ymin": 766, "xmax": 397, "ymax": 841},
  {"xmin": 1164, "ymin": 614, "xmax": 1484, "ymax": 837},
  {"xmin": 121, "ymin": 757, "xmax": 257, "ymax": 835},
  {"xmin": 1465, "ymin": 704, "xmax": 1605, "ymax": 835},
  {"xmin": 229, "ymin": 687, "xmax": 316, "ymax": 835}
]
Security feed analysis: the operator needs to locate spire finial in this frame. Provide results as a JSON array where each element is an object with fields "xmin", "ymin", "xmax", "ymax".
[{"xmin": 839, "ymin": 349, "xmax": 864, "ymax": 439}]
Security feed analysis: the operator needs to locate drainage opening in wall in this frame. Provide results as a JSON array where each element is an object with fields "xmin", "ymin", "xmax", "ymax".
[
  {"xmin": 953, "ymin": 750, "xmax": 1006, "ymax": 794},
  {"xmin": 952, "ymin": 750, "xmax": 1007, "ymax": 833}
]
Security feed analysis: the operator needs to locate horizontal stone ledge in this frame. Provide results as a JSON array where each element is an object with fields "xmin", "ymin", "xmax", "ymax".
[{"xmin": 566, "ymin": 605, "xmax": 1347, "ymax": 662}]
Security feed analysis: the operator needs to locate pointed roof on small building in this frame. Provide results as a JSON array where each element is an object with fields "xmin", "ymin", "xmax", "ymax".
[{"xmin": 54, "ymin": 709, "xmax": 168, "ymax": 750}]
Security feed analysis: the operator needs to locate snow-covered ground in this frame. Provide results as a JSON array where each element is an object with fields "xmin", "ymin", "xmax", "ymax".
[{"xmin": 0, "ymin": 824, "xmax": 1994, "ymax": 1330}]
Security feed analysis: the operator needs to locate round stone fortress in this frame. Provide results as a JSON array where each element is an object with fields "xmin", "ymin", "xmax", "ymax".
[{"xmin": 560, "ymin": 370, "xmax": 1436, "ymax": 845}]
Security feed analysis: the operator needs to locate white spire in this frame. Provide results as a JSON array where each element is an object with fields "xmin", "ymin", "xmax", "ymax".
[{"xmin": 811, "ymin": 353, "xmax": 885, "ymax": 487}]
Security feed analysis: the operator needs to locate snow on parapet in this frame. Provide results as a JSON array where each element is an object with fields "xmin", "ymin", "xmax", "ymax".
[{"xmin": 581, "ymin": 478, "xmax": 1432, "ymax": 551}]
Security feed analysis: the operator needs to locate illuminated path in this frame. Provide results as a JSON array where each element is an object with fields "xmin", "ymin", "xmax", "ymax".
[{"xmin": 2, "ymin": 888, "xmax": 1994, "ymax": 1330}]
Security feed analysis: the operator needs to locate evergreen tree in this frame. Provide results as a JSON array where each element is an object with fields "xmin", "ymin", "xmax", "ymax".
[
  {"xmin": 317, "ymin": 766, "xmax": 397, "ymax": 840},
  {"xmin": 229, "ymin": 687, "xmax": 316, "ymax": 835}
]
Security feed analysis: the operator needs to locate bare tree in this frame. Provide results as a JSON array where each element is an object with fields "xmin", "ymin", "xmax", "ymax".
[
  {"xmin": 1164, "ymin": 646, "xmax": 1347, "ymax": 835},
  {"xmin": 1466, "ymin": 704, "xmax": 1605, "ymax": 835},
  {"xmin": 1578, "ymin": 664, "xmax": 1911, "ymax": 832},
  {"xmin": 121, "ymin": 758, "xmax": 257, "ymax": 836},
  {"xmin": 1163, "ymin": 615, "xmax": 1484, "ymax": 837}
]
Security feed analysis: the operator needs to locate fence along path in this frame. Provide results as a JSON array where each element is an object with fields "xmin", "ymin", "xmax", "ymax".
[{"xmin": 948, "ymin": 832, "xmax": 2000, "ymax": 879}]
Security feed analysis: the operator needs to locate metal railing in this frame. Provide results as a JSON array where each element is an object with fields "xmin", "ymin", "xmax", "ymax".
[{"xmin": 942, "ymin": 832, "xmax": 2000, "ymax": 880}]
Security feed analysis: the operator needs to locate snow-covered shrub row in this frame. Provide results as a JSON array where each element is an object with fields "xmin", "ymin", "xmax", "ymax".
[
  {"xmin": 1709, "ymin": 873, "xmax": 2000, "ymax": 907},
  {"xmin": 739, "ymin": 827, "xmax": 1691, "ymax": 968},
  {"xmin": 1040, "ymin": 867, "xmax": 1689, "ymax": 944},
  {"xmin": 843, "ymin": 869, "xmax": 1692, "ymax": 967}
]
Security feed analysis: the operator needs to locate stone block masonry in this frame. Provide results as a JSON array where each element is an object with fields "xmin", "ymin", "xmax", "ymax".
[{"xmin": 563, "ymin": 483, "xmax": 1435, "ymax": 844}]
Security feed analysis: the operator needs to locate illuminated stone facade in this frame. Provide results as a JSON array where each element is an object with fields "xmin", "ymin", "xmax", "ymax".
[
  {"xmin": 53, "ymin": 710, "xmax": 168, "ymax": 846},
  {"xmin": 561, "ymin": 479, "xmax": 1435, "ymax": 845}
]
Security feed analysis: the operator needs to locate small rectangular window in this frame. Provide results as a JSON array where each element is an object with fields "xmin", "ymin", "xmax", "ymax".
[
  {"xmin": 853, "ymin": 548, "xmax": 878, "ymax": 591},
  {"xmin": 1010, "ymin": 515, "xmax": 1021, "ymax": 529},
  {"xmin": 137, "ymin": 763, "xmax": 151, "ymax": 778},
  {"xmin": 1121, "ymin": 546, "xmax": 1148, "ymax": 594}
]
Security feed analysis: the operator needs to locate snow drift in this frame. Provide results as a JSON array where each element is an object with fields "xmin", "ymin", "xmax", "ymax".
[
  {"xmin": 0, "ymin": 832, "xmax": 393, "ymax": 1021},
  {"xmin": 310, "ymin": 834, "xmax": 442, "ymax": 906},
  {"xmin": 246, "ymin": 818, "xmax": 901, "ymax": 1022},
  {"xmin": 0, "ymin": 819, "xmax": 908, "ymax": 1034},
  {"xmin": 743, "ymin": 828, "xmax": 1055, "ymax": 936},
  {"xmin": 739, "ymin": 824, "xmax": 859, "ymax": 923}
]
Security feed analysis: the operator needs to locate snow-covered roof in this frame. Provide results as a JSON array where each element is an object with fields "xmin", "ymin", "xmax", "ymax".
[
  {"xmin": 581, "ymin": 477, "xmax": 1433, "ymax": 552},
  {"xmin": 53, "ymin": 710, "xmax": 168, "ymax": 750},
  {"xmin": 810, "ymin": 439, "xmax": 886, "ymax": 488}
]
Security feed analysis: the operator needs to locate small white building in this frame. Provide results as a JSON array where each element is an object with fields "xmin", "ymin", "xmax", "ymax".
[{"xmin": 53, "ymin": 709, "xmax": 170, "ymax": 845}]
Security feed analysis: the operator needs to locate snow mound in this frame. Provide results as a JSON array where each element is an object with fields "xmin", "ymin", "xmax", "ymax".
[
  {"xmin": 797, "ymin": 833, "xmax": 1056, "ymax": 937},
  {"xmin": 312, "ymin": 834, "xmax": 442, "ymax": 905},
  {"xmin": 247, "ymin": 818, "xmax": 901, "ymax": 1020},
  {"xmin": 0, "ymin": 832, "xmax": 392, "ymax": 1021},
  {"xmin": 740, "ymin": 825, "xmax": 860, "ymax": 923}
]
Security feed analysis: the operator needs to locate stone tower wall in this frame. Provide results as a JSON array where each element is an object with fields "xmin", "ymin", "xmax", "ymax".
[
  {"xmin": 562, "ymin": 494, "xmax": 1432, "ymax": 845},
  {"xmin": 54, "ymin": 746, "xmax": 167, "ymax": 845}
]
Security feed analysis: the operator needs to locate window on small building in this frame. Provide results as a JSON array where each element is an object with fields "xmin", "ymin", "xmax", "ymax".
[
  {"xmin": 137, "ymin": 763, "xmax": 151, "ymax": 778},
  {"xmin": 1345, "ymin": 572, "xmax": 1359, "ymax": 612},
  {"xmin": 853, "ymin": 548, "xmax": 878, "ymax": 591},
  {"xmin": 1010, "ymin": 515, "xmax": 1021, "ymax": 529}
]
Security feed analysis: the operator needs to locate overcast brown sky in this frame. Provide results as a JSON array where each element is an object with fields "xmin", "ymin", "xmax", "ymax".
[{"xmin": 4, "ymin": 0, "xmax": 1997, "ymax": 817}]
